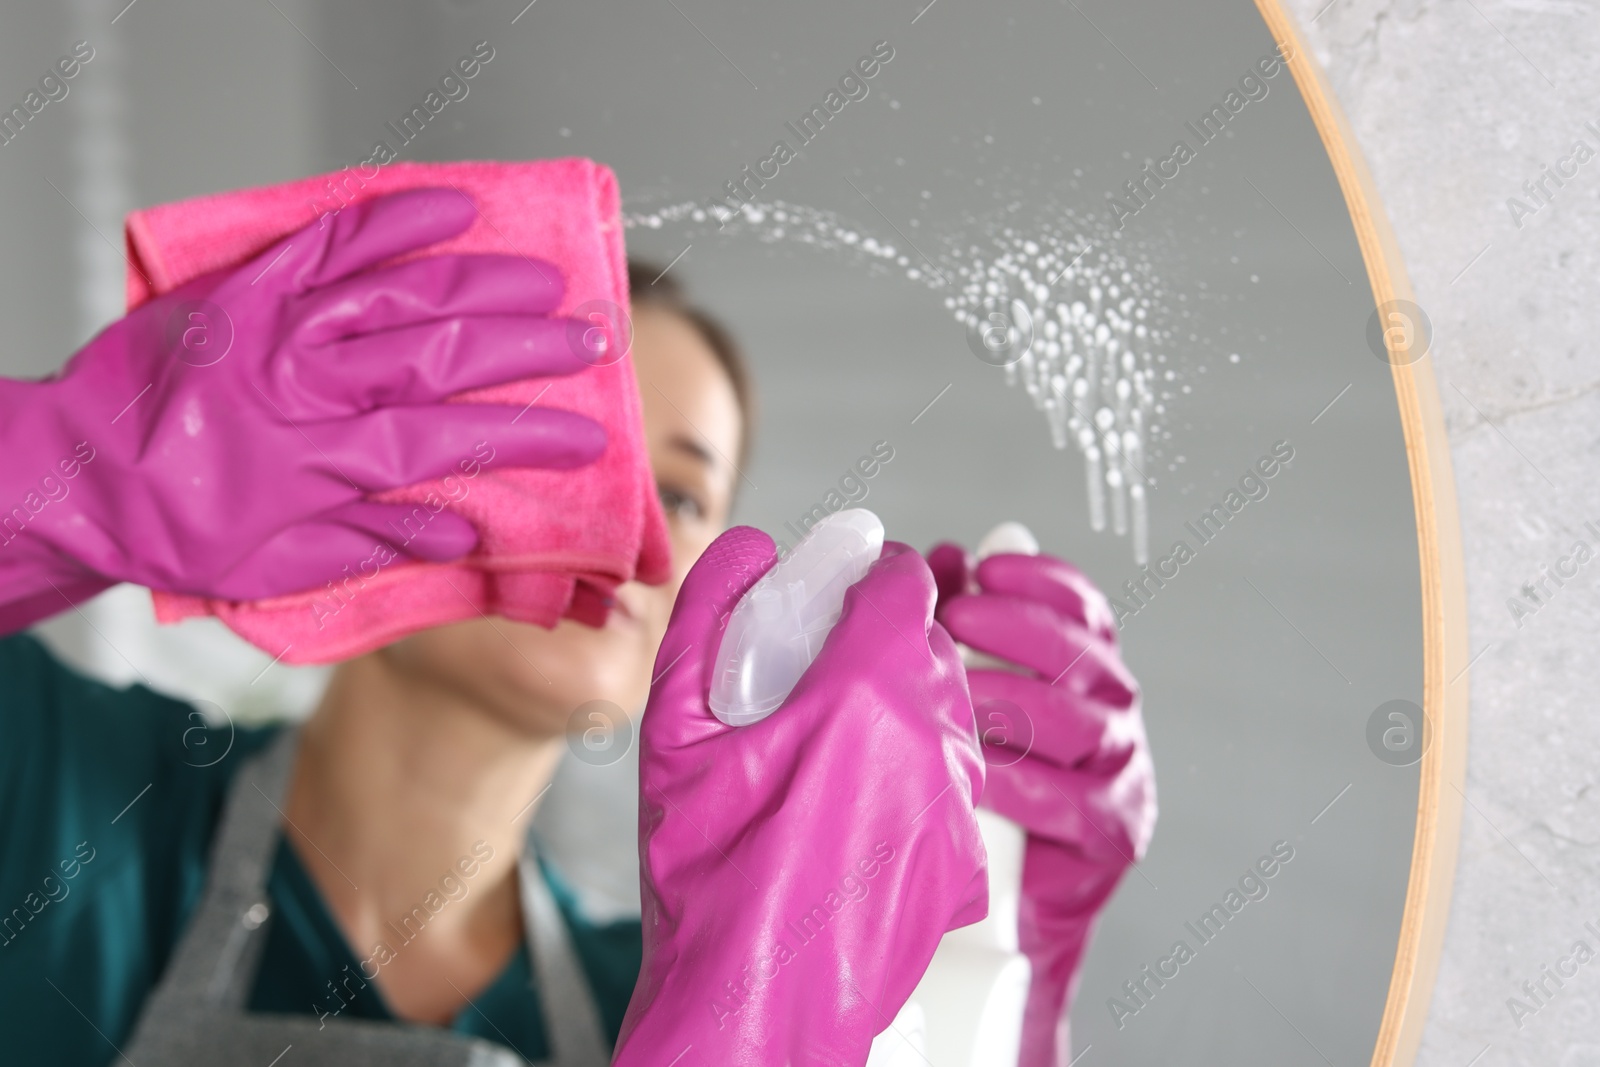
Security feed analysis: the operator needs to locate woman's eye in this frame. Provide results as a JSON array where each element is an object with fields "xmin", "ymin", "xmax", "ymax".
[{"xmin": 658, "ymin": 486, "xmax": 706, "ymax": 521}]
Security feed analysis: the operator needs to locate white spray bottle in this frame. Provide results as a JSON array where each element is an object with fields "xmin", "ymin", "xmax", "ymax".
[
  {"xmin": 706, "ymin": 510, "xmax": 1035, "ymax": 1066},
  {"xmin": 867, "ymin": 522, "xmax": 1038, "ymax": 1067},
  {"xmin": 708, "ymin": 509, "xmax": 885, "ymax": 727}
]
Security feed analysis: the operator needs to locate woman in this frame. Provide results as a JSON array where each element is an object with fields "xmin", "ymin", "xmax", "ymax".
[{"xmin": 0, "ymin": 189, "xmax": 1151, "ymax": 1066}]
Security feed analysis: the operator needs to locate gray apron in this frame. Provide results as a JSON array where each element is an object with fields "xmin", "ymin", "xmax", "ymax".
[{"xmin": 123, "ymin": 730, "xmax": 612, "ymax": 1066}]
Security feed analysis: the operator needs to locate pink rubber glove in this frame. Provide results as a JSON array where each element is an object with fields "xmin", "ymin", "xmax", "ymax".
[
  {"xmin": 615, "ymin": 528, "xmax": 988, "ymax": 1067},
  {"xmin": 929, "ymin": 544, "xmax": 1157, "ymax": 1067},
  {"xmin": 0, "ymin": 188, "xmax": 605, "ymax": 633}
]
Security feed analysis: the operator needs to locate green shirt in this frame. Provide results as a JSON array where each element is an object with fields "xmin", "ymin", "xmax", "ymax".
[{"xmin": 0, "ymin": 633, "xmax": 641, "ymax": 1065}]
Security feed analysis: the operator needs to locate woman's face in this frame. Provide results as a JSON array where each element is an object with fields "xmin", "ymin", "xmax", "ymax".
[{"xmin": 378, "ymin": 303, "xmax": 743, "ymax": 737}]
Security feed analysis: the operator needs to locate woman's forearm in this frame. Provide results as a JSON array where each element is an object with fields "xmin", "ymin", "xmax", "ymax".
[{"xmin": 0, "ymin": 376, "xmax": 116, "ymax": 630}]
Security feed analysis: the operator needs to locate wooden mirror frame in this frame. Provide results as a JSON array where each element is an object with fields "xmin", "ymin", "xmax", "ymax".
[{"xmin": 1250, "ymin": 3, "xmax": 1469, "ymax": 1065}]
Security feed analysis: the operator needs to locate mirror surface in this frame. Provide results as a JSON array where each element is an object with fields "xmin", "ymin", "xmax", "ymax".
[
  {"xmin": 470, "ymin": 3, "xmax": 1425, "ymax": 1062},
  {"xmin": 0, "ymin": 2, "xmax": 1426, "ymax": 1063}
]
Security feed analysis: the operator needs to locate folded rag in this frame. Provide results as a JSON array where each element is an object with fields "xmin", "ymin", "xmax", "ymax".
[{"xmin": 131, "ymin": 159, "xmax": 670, "ymax": 664}]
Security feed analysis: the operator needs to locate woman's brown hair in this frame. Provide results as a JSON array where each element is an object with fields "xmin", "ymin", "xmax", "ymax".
[{"xmin": 626, "ymin": 259, "xmax": 755, "ymax": 468}]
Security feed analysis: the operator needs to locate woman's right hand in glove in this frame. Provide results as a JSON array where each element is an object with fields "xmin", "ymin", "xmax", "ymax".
[
  {"xmin": 0, "ymin": 188, "xmax": 607, "ymax": 632},
  {"xmin": 613, "ymin": 527, "xmax": 988, "ymax": 1067}
]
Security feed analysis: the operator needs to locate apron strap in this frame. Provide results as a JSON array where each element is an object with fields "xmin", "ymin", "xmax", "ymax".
[{"xmin": 518, "ymin": 847, "xmax": 613, "ymax": 1067}]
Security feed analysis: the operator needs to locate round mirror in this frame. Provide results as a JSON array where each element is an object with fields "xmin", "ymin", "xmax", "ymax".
[{"xmin": 2, "ymin": 0, "xmax": 1467, "ymax": 1064}]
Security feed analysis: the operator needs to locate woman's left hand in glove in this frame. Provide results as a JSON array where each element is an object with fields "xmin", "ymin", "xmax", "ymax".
[{"xmin": 929, "ymin": 543, "xmax": 1157, "ymax": 1067}]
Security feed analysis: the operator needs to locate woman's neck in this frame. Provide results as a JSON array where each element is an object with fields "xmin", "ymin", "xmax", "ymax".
[{"xmin": 282, "ymin": 651, "xmax": 565, "ymax": 1019}]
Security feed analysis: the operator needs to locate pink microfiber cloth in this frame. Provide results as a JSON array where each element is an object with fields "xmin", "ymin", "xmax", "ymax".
[{"xmin": 129, "ymin": 159, "xmax": 671, "ymax": 664}]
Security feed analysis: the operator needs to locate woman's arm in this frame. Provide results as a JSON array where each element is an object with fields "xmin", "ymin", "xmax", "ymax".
[{"xmin": 0, "ymin": 187, "xmax": 608, "ymax": 633}]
